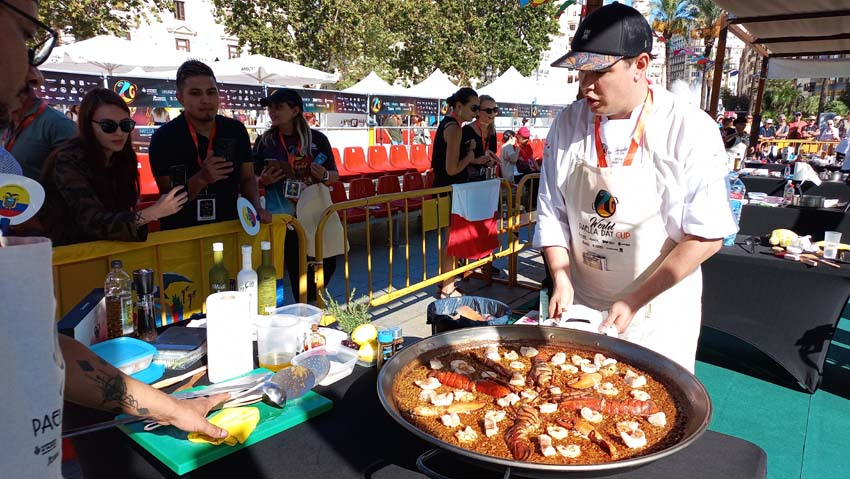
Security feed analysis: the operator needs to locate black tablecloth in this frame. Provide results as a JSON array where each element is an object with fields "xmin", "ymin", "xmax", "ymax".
[
  {"xmin": 739, "ymin": 204, "xmax": 850, "ymax": 240},
  {"xmin": 741, "ymin": 176, "xmax": 850, "ymax": 203},
  {"xmin": 743, "ymin": 162, "xmax": 840, "ymax": 173},
  {"xmin": 68, "ymin": 353, "xmax": 767, "ymax": 479},
  {"xmin": 702, "ymin": 237, "xmax": 850, "ymax": 392}
]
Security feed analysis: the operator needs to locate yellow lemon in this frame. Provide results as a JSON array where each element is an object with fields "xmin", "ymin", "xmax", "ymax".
[
  {"xmin": 358, "ymin": 340, "xmax": 378, "ymax": 363},
  {"xmin": 188, "ymin": 407, "xmax": 260, "ymax": 446},
  {"xmin": 351, "ymin": 323, "xmax": 378, "ymax": 345}
]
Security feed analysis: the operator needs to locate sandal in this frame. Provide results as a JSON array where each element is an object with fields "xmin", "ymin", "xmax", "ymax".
[{"xmin": 436, "ymin": 284, "xmax": 463, "ymax": 299}]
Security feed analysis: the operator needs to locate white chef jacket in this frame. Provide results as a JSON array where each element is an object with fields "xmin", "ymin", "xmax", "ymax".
[{"xmin": 534, "ymin": 86, "xmax": 737, "ymax": 250}]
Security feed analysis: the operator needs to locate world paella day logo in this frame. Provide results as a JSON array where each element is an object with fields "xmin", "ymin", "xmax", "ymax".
[
  {"xmin": 579, "ymin": 189, "xmax": 620, "ymax": 238},
  {"xmin": 370, "ymin": 97, "xmax": 383, "ymax": 114},
  {"xmin": 113, "ymin": 80, "xmax": 138, "ymax": 104}
]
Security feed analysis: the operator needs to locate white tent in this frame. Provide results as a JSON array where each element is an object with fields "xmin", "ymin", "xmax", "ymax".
[
  {"xmin": 342, "ymin": 71, "xmax": 407, "ymax": 96},
  {"xmin": 41, "ymin": 36, "xmax": 194, "ymax": 75},
  {"xmin": 405, "ymin": 69, "xmax": 459, "ymax": 99},
  {"xmin": 209, "ymin": 54, "xmax": 338, "ymax": 86},
  {"xmin": 478, "ymin": 67, "xmax": 537, "ymax": 104}
]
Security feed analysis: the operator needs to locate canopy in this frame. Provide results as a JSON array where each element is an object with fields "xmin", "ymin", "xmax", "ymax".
[
  {"xmin": 41, "ymin": 35, "xmax": 193, "ymax": 75},
  {"xmin": 767, "ymin": 58, "xmax": 850, "ymax": 80},
  {"xmin": 477, "ymin": 67, "xmax": 537, "ymax": 104},
  {"xmin": 714, "ymin": 0, "xmax": 850, "ymax": 57},
  {"xmin": 405, "ymin": 69, "xmax": 459, "ymax": 99},
  {"xmin": 209, "ymin": 54, "xmax": 338, "ymax": 86},
  {"xmin": 342, "ymin": 71, "xmax": 407, "ymax": 96}
]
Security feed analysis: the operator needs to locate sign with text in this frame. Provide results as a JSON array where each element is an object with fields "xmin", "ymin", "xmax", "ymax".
[
  {"xmin": 334, "ymin": 93, "xmax": 368, "ymax": 114},
  {"xmin": 294, "ymin": 89, "xmax": 336, "ymax": 113},
  {"xmin": 415, "ymin": 98, "xmax": 439, "ymax": 117},
  {"xmin": 369, "ymin": 95, "xmax": 417, "ymax": 115},
  {"xmin": 108, "ymin": 76, "xmax": 179, "ymax": 108},
  {"xmin": 39, "ymin": 72, "xmax": 103, "ymax": 105},
  {"xmin": 218, "ymin": 83, "xmax": 265, "ymax": 110}
]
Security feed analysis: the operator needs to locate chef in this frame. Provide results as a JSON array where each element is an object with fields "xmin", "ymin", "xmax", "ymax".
[{"xmin": 534, "ymin": 2, "xmax": 737, "ymax": 372}]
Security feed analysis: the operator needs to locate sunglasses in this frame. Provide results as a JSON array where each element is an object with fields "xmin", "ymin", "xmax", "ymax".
[
  {"xmin": 93, "ymin": 119, "xmax": 136, "ymax": 134},
  {"xmin": 1, "ymin": 0, "xmax": 58, "ymax": 66},
  {"xmin": 480, "ymin": 107, "xmax": 500, "ymax": 115},
  {"xmin": 469, "ymin": 104, "xmax": 480, "ymax": 112}
]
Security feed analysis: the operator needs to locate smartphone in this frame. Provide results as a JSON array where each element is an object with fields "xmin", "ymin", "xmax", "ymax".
[
  {"xmin": 212, "ymin": 137, "xmax": 235, "ymax": 161},
  {"xmin": 169, "ymin": 165, "xmax": 187, "ymax": 190}
]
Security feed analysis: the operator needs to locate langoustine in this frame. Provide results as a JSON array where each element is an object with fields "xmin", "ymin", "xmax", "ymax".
[
  {"xmin": 429, "ymin": 370, "xmax": 512, "ymax": 398},
  {"xmin": 559, "ymin": 395, "xmax": 661, "ymax": 416},
  {"xmin": 504, "ymin": 405, "xmax": 541, "ymax": 461}
]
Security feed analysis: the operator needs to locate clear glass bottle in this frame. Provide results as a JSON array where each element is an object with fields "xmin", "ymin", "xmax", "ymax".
[
  {"xmin": 304, "ymin": 323, "xmax": 326, "ymax": 351},
  {"xmin": 209, "ymin": 242, "xmax": 229, "ymax": 294},
  {"xmin": 105, "ymin": 260, "xmax": 134, "ymax": 338},
  {"xmin": 256, "ymin": 241, "xmax": 277, "ymax": 315},
  {"xmin": 133, "ymin": 269, "xmax": 158, "ymax": 342},
  {"xmin": 237, "ymin": 245, "xmax": 258, "ymax": 316}
]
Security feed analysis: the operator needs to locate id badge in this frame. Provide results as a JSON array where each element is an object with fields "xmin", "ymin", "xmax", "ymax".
[
  {"xmin": 582, "ymin": 251, "xmax": 607, "ymax": 271},
  {"xmin": 284, "ymin": 179, "xmax": 304, "ymax": 200},
  {"xmin": 197, "ymin": 194, "xmax": 216, "ymax": 221}
]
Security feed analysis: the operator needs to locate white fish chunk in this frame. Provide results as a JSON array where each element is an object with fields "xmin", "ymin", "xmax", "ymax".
[
  {"xmin": 648, "ymin": 412, "xmax": 667, "ymax": 427},
  {"xmin": 580, "ymin": 407, "xmax": 603, "ymax": 423},
  {"xmin": 546, "ymin": 425, "xmax": 569, "ymax": 440},
  {"xmin": 550, "ymin": 352, "xmax": 567, "ymax": 366},
  {"xmin": 503, "ymin": 350, "xmax": 519, "ymax": 361},
  {"xmin": 430, "ymin": 359, "xmax": 444, "ymax": 370},
  {"xmin": 510, "ymin": 372, "xmax": 526, "ymax": 387},
  {"xmin": 539, "ymin": 403, "xmax": 558, "ymax": 414},
  {"xmin": 631, "ymin": 390, "xmax": 651, "ymax": 402},
  {"xmin": 451, "ymin": 360, "xmax": 476, "ymax": 375},
  {"xmin": 624, "ymin": 369, "xmax": 647, "ymax": 388},
  {"xmin": 496, "ymin": 393, "xmax": 521, "ymax": 407},
  {"xmin": 538, "ymin": 434, "xmax": 557, "ymax": 457},
  {"xmin": 520, "ymin": 346, "xmax": 539, "ymax": 358},
  {"xmin": 557, "ymin": 444, "xmax": 581, "ymax": 458},
  {"xmin": 455, "ymin": 426, "xmax": 478, "ymax": 442},
  {"xmin": 441, "ymin": 412, "xmax": 461, "ymax": 428},
  {"xmin": 509, "ymin": 361, "xmax": 526, "ymax": 370},
  {"xmin": 598, "ymin": 382, "xmax": 619, "ymax": 397},
  {"xmin": 430, "ymin": 392, "xmax": 454, "ymax": 406},
  {"xmin": 415, "ymin": 377, "xmax": 441, "ymax": 390},
  {"xmin": 560, "ymin": 364, "xmax": 579, "ymax": 374}
]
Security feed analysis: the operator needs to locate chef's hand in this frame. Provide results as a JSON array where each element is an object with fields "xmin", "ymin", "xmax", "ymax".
[
  {"xmin": 600, "ymin": 300, "xmax": 637, "ymax": 334},
  {"xmin": 310, "ymin": 163, "xmax": 328, "ymax": 181},
  {"xmin": 151, "ymin": 393, "xmax": 231, "ymax": 438},
  {"xmin": 547, "ymin": 280, "xmax": 574, "ymax": 321}
]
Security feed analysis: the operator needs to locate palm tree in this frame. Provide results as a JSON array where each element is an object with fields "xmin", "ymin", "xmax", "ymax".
[
  {"xmin": 687, "ymin": 0, "xmax": 724, "ymax": 109},
  {"xmin": 650, "ymin": 0, "xmax": 691, "ymax": 90}
]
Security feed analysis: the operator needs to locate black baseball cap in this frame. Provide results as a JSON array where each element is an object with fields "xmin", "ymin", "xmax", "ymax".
[
  {"xmin": 259, "ymin": 88, "xmax": 303, "ymax": 109},
  {"xmin": 552, "ymin": 2, "xmax": 653, "ymax": 71}
]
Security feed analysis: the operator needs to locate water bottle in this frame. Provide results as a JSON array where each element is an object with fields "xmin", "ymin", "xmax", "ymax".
[
  {"xmin": 723, "ymin": 173, "xmax": 746, "ymax": 246},
  {"xmin": 783, "ymin": 164, "xmax": 792, "ymax": 179},
  {"xmin": 783, "ymin": 180, "xmax": 795, "ymax": 206},
  {"xmin": 105, "ymin": 260, "xmax": 134, "ymax": 338}
]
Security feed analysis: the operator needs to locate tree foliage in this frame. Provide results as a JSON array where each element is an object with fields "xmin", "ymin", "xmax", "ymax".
[
  {"xmin": 39, "ymin": 1, "xmax": 171, "ymax": 40},
  {"xmin": 212, "ymin": 0, "xmax": 560, "ymax": 88},
  {"xmin": 650, "ymin": 0, "xmax": 690, "ymax": 89}
]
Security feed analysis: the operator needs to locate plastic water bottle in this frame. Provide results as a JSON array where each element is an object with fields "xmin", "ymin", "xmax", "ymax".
[
  {"xmin": 105, "ymin": 260, "xmax": 134, "ymax": 338},
  {"xmin": 783, "ymin": 164, "xmax": 792, "ymax": 179},
  {"xmin": 237, "ymin": 245, "xmax": 258, "ymax": 316},
  {"xmin": 783, "ymin": 180, "xmax": 796, "ymax": 206},
  {"xmin": 723, "ymin": 173, "xmax": 746, "ymax": 246}
]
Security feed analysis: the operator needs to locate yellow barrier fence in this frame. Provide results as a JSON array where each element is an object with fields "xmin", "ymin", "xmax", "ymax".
[
  {"xmin": 313, "ymin": 179, "xmax": 527, "ymax": 310},
  {"xmin": 51, "ymin": 214, "xmax": 308, "ymax": 323},
  {"xmin": 757, "ymin": 139, "xmax": 841, "ymax": 156}
]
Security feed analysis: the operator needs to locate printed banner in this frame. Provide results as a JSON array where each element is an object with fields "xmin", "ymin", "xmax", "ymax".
[
  {"xmin": 108, "ymin": 76, "xmax": 179, "ymax": 108},
  {"xmin": 334, "ymin": 93, "xmax": 368, "ymax": 114},
  {"xmin": 39, "ymin": 71, "xmax": 103, "ymax": 105},
  {"xmin": 219, "ymin": 83, "xmax": 265, "ymax": 110}
]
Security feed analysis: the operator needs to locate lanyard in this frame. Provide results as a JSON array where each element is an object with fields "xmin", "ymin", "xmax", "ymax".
[
  {"xmin": 473, "ymin": 121, "xmax": 489, "ymax": 153},
  {"xmin": 6, "ymin": 101, "xmax": 47, "ymax": 151},
  {"xmin": 186, "ymin": 119, "xmax": 217, "ymax": 168},
  {"xmin": 278, "ymin": 130, "xmax": 303, "ymax": 165},
  {"xmin": 593, "ymin": 90, "xmax": 653, "ymax": 168}
]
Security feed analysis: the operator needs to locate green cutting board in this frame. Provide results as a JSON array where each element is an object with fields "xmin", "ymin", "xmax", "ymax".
[{"xmin": 119, "ymin": 369, "xmax": 333, "ymax": 475}]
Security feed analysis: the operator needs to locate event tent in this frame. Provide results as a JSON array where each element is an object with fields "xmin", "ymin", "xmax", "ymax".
[
  {"xmin": 208, "ymin": 54, "xmax": 338, "ymax": 86},
  {"xmin": 342, "ymin": 71, "xmax": 407, "ymax": 96},
  {"xmin": 477, "ymin": 67, "xmax": 537, "ymax": 104},
  {"xmin": 41, "ymin": 36, "xmax": 193, "ymax": 75},
  {"xmin": 405, "ymin": 69, "xmax": 459, "ymax": 99}
]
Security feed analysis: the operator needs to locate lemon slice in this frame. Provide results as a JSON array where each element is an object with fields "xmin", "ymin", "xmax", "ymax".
[
  {"xmin": 351, "ymin": 324, "xmax": 378, "ymax": 344},
  {"xmin": 188, "ymin": 407, "xmax": 260, "ymax": 446}
]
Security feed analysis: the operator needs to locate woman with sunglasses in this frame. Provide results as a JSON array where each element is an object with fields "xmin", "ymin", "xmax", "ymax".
[
  {"xmin": 461, "ymin": 94, "xmax": 499, "ymax": 181},
  {"xmin": 39, "ymin": 88, "xmax": 188, "ymax": 245},
  {"xmin": 432, "ymin": 87, "xmax": 491, "ymax": 298}
]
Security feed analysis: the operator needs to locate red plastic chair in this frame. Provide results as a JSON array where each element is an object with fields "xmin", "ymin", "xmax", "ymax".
[
  {"xmin": 389, "ymin": 145, "xmax": 415, "ymax": 172},
  {"xmin": 401, "ymin": 130, "xmax": 410, "ymax": 145},
  {"xmin": 401, "ymin": 172, "xmax": 426, "ymax": 210},
  {"xmin": 348, "ymin": 177, "xmax": 392, "ymax": 218},
  {"xmin": 367, "ymin": 145, "xmax": 405, "ymax": 174},
  {"xmin": 332, "ymin": 147, "xmax": 361, "ymax": 180},
  {"xmin": 377, "ymin": 174, "xmax": 419, "ymax": 212},
  {"xmin": 343, "ymin": 147, "xmax": 381, "ymax": 176},
  {"xmin": 328, "ymin": 180, "xmax": 365, "ymax": 224},
  {"xmin": 424, "ymin": 169, "xmax": 435, "ymax": 189},
  {"xmin": 137, "ymin": 153, "xmax": 160, "ymax": 201},
  {"xmin": 410, "ymin": 144, "xmax": 431, "ymax": 172}
]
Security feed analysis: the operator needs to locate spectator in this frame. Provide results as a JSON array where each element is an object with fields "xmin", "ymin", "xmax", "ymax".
[
  {"xmin": 720, "ymin": 117, "xmax": 737, "ymax": 149},
  {"xmin": 0, "ymin": 104, "xmax": 22, "ymax": 175},
  {"xmin": 384, "ymin": 113, "xmax": 403, "ymax": 145},
  {"xmin": 39, "ymin": 88, "xmax": 188, "ymax": 246},
  {"xmin": 0, "ymin": 4, "xmax": 229, "ymax": 478},
  {"xmin": 819, "ymin": 118, "xmax": 840, "ymax": 141},
  {"xmin": 499, "ymin": 130, "xmax": 519, "ymax": 182},
  {"xmin": 461, "ymin": 94, "xmax": 499, "ymax": 181},
  {"xmin": 151, "ymin": 106, "xmax": 170, "ymax": 125},
  {"xmin": 431, "ymin": 87, "xmax": 489, "ymax": 298},
  {"xmin": 839, "ymin": 112, "xmax": 850, "ymax": 139},
  {"xmin": 149, "ymin": 60, "xmax": 269, "ymax": 230},
  {"xmin": 7, "ymin": 66, "xmax": 76, "ymax": 180},
  {"xmin": 774, "ymin": 114, "xmax": 789, "ymax": 139},
  {"xmin": 514, "ymin": 126, "xmax": 538, "ymax": 179},
  {"xmin": 788, "ymin": 112, "xmax": 806, "ymax": 139},
  {"xmin": 412, "ymin": 115, "xmax": 431, "ymax": 144},
  {"xmin": 65, "ymin": 104, "xmax": 78, "ymax": 122},
  {"xmin": 759, "ymin": 118, "xmax": 775, "ymax": 140},
  {"xmin": 802, "ymin": 115, "xmax": 820, "ymax": 139},
  {"xmin": 253, "ymin": 88, "xmax": 341, "ymax": 303},
  {"xmin": 726, "ymin": 114, "xmax": 750, "ymax": 166},
  {"xmin": 744, "ymin": 113, "xmax": 754, "ymax": 134}
]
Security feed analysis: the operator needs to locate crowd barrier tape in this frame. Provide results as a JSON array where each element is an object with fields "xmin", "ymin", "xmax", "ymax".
[
  {"xmin": 313, "ymin": 178, "xmax": 530, "ymax": 312},
  {"xmin": 757, "ymin": 139, "xmax": 841, "ymax": 156},
  {"xmin": 51, "ymin": 214, "xmax": 308, "ymax": 323}
]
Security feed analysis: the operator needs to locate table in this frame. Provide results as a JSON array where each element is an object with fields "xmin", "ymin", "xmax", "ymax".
[
  {"xmin": 702, "ymin": 237, "xmax": 850, "ymax": 392},
  {"xmin": 739, "ymin": 204, "xmax": 850, "ymax": 240},
  {"xmin": 67, "ymin": 347, "xmax": 767, "ymax": 479},
  {"xmin": 743, "ymin": 162, "xmax": 840, "ymax": 173},
  {"xmin": 741, "ymin": 176, "xmax": 850, "ymax": 203}
]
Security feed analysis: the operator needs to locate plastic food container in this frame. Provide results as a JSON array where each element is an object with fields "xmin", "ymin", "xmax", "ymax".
[
  {"xmin": 153, "ymin": 344, "xmax": 207, "ymax": 370},
  {"xmin": 292, "ymin": 345, "xmax": 357, "ymax": 386},
  {"xmin": 271, "ymin": 303, "xmax": 323, "ymax": 325},
  {"xmin": 318, "ymin": 327, "xmax": 347, "ymax": 348},
  {"xmin": 90, "ymin": 337, "xmax": 156, "ymax": 375}
]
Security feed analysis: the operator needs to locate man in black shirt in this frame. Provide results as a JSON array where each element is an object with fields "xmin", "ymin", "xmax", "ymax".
[{"xmin": 149, "ymin": 60, "xmax": 269, "ymax": 230}]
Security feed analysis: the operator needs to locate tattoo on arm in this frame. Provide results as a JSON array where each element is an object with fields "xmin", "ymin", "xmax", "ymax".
[
  {"xmin": 134, "ymin": 211, "xmax": 145, "ymax": 226},
  {"xmin": 83, "ymin": 367, "xmax": 150, "ymax": 416}
]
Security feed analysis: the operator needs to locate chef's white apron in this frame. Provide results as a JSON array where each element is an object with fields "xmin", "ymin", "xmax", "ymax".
[{"xmin": 564, "ymin": 111, "xmax": 702, "ymax": 372}]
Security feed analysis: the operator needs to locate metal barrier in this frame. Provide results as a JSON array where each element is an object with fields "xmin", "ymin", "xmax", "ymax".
[
  {"xmin": 757, "ymin": 138, "xmax": 841, "ymax": 156},
  {"xmin": 313, "ymin": 179, "xmax": 520, "ymax": 309},
  {"xmin": 51, "ymin": 214, "xmax": 308, "ymax": 322},
  {"xmin": 508, "ymin": 173, "xmax": 540, "ymax": 287}
]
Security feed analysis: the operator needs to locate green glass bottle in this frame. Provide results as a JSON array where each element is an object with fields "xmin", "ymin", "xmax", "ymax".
[
  {"xmin": 209, "ymin": 242, "xmax": 230, "ymax": 294},
  {"xmin": 256, "ymin": 241, "xmax": 277, "ymax": 314}
]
